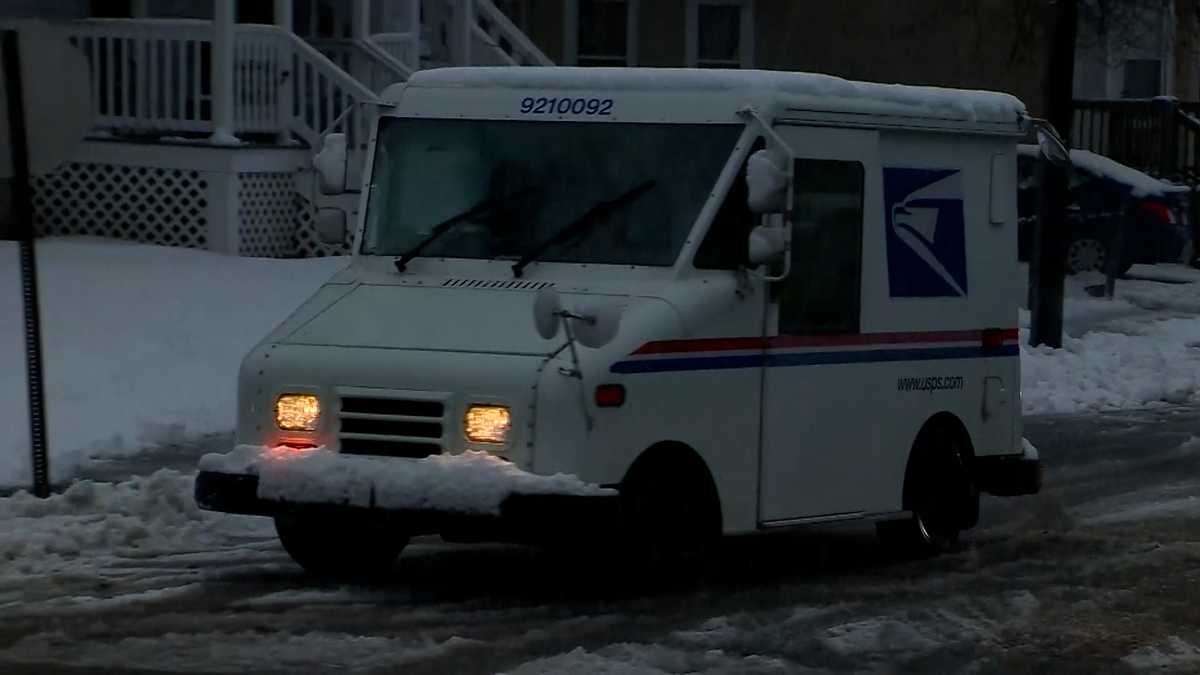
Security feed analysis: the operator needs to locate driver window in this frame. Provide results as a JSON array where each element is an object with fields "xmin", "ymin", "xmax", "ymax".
[
  {"xmin": 693, "ymin": 139, "xmax": 764, "ymax": 270},
  {"xmin": 777, "ymin": 158, "xmax": 864, "ymax": 334}
]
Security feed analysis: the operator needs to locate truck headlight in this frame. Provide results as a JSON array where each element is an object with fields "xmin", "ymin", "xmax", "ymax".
[
  {"xmin": 464, "ymin": 405, "xmax": 511, "ymax": 444},
  {"xmin": 275, "ymin": 394, "xmax": 320, "ymax": 431}
]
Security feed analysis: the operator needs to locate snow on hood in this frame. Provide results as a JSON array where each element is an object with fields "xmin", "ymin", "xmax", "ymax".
[
  {"xmin": 199, "ymin": 446, "xmax": 615, "ymax": 516},
  {"xmin": 278, "ymin": 284, "xmax": 555, "ymax": 355},
  {"xmin": 405, "ymin": 67, "xmax": 1027, "ymax": 124},
  {"xmin": 1018, "ymin": 144, "xmax": 1191, "ymax": 198}
]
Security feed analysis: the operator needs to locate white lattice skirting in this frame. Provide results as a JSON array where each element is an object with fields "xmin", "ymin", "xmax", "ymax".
[
  {"xmin": 32, "ymin": 164, "xmax": 211, "ymax": 249},
  {"xmin": 30, "ymin": 139, "xmax": 349, "ymax": 258}
]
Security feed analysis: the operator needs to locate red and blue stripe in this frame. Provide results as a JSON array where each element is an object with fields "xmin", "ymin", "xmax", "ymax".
[{"xmin": 610, "ymin": 329, "xmax": 1020, "ymax": 374}]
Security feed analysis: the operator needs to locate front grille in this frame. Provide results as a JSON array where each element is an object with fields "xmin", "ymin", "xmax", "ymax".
[{"xmin": 337, "ymin": 394, "xmax": 446, "ymax": 459}]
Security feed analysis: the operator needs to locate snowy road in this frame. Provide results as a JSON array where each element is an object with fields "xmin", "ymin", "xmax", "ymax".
[{"xmin": 4, "ymin": 408, "xmax": 1200, "ymax": 674}]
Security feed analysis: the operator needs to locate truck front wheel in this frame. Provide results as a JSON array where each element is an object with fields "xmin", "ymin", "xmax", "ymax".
[{"xmin": 274, "ymin": 515, "xmax": 408, "ymax": 579}]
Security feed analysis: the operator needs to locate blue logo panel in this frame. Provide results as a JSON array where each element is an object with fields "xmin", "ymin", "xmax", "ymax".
[{"xmin": 883, "ymin": 168, "xmax": 968, "ymax": 298}]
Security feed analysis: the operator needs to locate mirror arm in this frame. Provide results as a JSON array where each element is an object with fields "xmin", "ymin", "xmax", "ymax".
[
  {"xmin": 745, "ymin": 249, "xmax": 791, "ymax": 283},
  {"xmin": 737, "ymin": 106, "xmax": 798, "ymax": 156}
]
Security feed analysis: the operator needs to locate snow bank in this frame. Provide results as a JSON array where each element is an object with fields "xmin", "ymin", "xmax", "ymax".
[
  {"xmin": 1021, "ymin": 271, "xmax": 1200, "ymax": 415},
  {"xmin": 1123, "ymin": 636, "xmax": 1200, "ymax": 670},
  {"xmin": 199, "ymin": 445, "xmax": 615, "ymax": 515},
  {"xmin": 0, "ymin": 469, "xmax": 268, "ymax": 581},
  {"xmin": 4, "ymin": 630, "xmax": 478, "ymax": 674},
  {"xmin": 0, "ymin": 238, "xmax": 345, "ymax": 487}
]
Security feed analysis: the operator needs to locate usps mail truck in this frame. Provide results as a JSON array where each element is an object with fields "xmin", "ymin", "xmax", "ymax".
[{"xmin": 195, "ymin": 68, "xmax": 1045, "ymax": 576}]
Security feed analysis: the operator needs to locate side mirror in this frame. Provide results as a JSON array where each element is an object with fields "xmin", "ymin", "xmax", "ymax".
[
  {"xmin": 313, "ymin": 133, "xmax": 347, "ymax": 194},
  {"xmin": 747, "ymin": 222, "xmax": 788, "ymax": 266},
  {"xmin": 1031, "ymin": 119, "xmax": 1071, "ymax": 168},
  {"xmin": 314, "ymin": 208, "xmax": 347, "ymax": 244},
  {"xmin": 746, "ymin": 148, "xmax": 789, "ymax": 214}
]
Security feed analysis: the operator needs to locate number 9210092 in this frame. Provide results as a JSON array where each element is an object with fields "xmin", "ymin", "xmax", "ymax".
[{"xmin": 520, "ymin": 97, "xmax": 614, "ymax": 116}]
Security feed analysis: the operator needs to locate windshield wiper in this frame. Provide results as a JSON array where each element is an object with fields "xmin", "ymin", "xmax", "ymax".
[
  {"xmin": 510, "ymin": 180, "xmax": 657, "ymax": 278},
  {"xmin": 394, "ymin": 187, "xmax": 537, "ymax": 272}
]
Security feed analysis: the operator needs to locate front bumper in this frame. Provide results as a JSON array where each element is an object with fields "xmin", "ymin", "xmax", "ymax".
[{"xmin": 195, "ymin": 470, "xmax": 622, "ymax": 545}]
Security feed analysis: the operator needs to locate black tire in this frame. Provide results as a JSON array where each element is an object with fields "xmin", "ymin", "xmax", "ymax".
[
  {"xmin": 274, "ymin": 515, "xmax": 408, "ymax": 579},
  {"xmin": 878, "ymin": 423, "xmax": 978, "ymax": 558},
  {"xmin": 620, "ymin": 451, "xmax": 721, "ymax": 571}
]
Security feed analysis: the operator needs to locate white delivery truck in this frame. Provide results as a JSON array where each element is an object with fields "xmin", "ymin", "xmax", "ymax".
[{"xmin": 196, "ymin": 67, "xmax": 1049, "ymax": 576}]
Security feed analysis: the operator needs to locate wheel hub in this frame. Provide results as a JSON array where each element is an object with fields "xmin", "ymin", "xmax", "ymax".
[{"xmin": 1067, "ymin": 238, "xmax": 1107, "ymax": 273}]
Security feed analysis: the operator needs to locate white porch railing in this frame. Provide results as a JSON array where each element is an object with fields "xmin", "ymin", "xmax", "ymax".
[
  {"xmin": 308, "ymin": 37, "xmax": 412, "ymax": 93},
  {"xmin": 280, "ymin": 29, "xmax": 383, "ymax": 148},
  {"xmin": 472, "ymin": 0, "xmax": 553, "ymax": 67},
  {"xmin": 370, "ymin": 31, "xmax": 422, "ymax": 72},
  {"xmin": 62, "ymin": 19, "xmax": 215, "ymax": 134},
  {"xmin": 60, "ymin": 19, "xmax": 384, "ymax": 149}
]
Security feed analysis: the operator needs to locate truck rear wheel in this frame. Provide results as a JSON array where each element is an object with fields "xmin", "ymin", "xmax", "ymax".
[
  {"xmin": 274, "ymin": 515, "xmax": 408, "ymax": 579},
  {"xmin": 878, "ymin": 422, "xmax": 977, "ymax": 558}
]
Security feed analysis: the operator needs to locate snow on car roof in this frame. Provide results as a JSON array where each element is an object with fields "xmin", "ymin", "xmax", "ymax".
[
  {"xmin": 1018, "ymin": 144, "xmax": 1191, "ymax": 198},
  {"xmin": 403, "ymin": 67, "xmax": 1027, "ymax": 125}
]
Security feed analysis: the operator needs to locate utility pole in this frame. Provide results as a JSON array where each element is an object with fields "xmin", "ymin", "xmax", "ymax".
[
  {"xmin": 1029, "ymin": 0, "xmax": 1078, "ymax": 348},
  {"xmin": 2, "ymin": 30, "xmax": 50, "ymax": 497}
]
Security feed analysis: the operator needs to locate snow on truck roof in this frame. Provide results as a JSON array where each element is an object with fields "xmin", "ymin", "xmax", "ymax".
[{"xmin": 399, "ymin": 67, "xmax": 1028, "ymax": 125}]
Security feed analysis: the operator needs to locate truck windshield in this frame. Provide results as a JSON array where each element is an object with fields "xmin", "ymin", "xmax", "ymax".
[{"xmin": 362, "ymin": 117, "xmax": 741, "ymax": 266}]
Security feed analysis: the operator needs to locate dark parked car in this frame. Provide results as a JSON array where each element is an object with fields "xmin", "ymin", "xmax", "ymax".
[{"xmin": 1017, "ymin": 145, "xmax": 1192, "ymax": 274}]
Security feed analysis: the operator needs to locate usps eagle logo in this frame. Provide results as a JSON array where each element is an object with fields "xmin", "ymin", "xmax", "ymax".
[{"xmin": 883, "ymin": 168, "xmax": 968, "ymax": 298}]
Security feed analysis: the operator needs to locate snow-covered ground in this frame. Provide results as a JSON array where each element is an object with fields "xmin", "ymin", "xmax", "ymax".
[
  {"xmin": 0, "ymin": 238, "xmax": 344, "ymax": 488},
  {"xmin": 2, "ymin": 409, "xmax": 1200, "ymax": 673}
]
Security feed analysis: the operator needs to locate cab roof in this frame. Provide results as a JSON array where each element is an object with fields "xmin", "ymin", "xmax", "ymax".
[{"xmin": 394, "ymin": 67, "xmax": 1028, "ymax": 128}]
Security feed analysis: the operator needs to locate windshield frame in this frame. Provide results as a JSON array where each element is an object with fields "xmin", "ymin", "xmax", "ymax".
[{"xmin": 356, "ymin": 115, "xmax": 750, "ymax": 272}]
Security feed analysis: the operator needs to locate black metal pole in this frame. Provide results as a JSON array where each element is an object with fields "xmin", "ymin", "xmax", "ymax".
[
  {"xmin": 1028, "ymin": 0, "xmax": 1077, "ymax": 348},
  {"xmin": 3, "ymin": 30, "xmax": 51, "ymax": 498}
]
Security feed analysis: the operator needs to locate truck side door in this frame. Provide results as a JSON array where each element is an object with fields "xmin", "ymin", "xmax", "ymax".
[{"xmin": 758, "ymin": 126, "xmax": 879, "ymax": 524}]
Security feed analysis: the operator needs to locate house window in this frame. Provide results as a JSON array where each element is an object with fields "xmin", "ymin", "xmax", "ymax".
[
  {"xmin": 686, "ymin": 0, "xmax": 754, "ymax": 68},
  {"xmin": 1122, "ymin": 59, "xmax": 1162, "ymax": 99},
  {"xmin": 565, "ymin": 0, "xmax": 638, "ymax": 66}
]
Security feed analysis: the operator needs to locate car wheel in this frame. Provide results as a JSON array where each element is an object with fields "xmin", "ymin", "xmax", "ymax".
[
  {"xmin": 1066, "ymin": 237, "xmax": 1108, "ymax": 274},
  {"xmin": 274, "ymin": 515, "xmax": 408, "ymax": 579}
]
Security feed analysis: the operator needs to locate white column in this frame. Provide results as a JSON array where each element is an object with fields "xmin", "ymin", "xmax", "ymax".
[
  {"xmin": 563, "ymin": 0, "xmax": 578, "ymax": 65},
  {"xmin": 274, "ymin": 0, "xmax": 294, "ymax": 144},
  {"xmin": 352, "ymin": 0, "xmax": 371, "ymax": 39},
  {"xmin": 455, "ymin": 0, "xmax": 473, "ymax": 66},
  {"xmin": 274, "ymin": 0, "xmax": 292, "ymax": 31},
  {"xmin": 404, "ymin": 0, "xmax": 421, "ymax": 67},
  {"xmin": 209, "ymin": 0, "xmax": 239, "ymax": 145}
]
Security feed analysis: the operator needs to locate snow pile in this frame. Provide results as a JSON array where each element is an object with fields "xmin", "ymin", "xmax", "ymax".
[
  {"xmin": 500, "ymin": 644, "xmax": 791, "ymax": 675},
  {"xmin": 409, "ymin": 67, "xmax": 1027, "ymax": 123},
  {"xmin": 1123, "ymin": 636, "xmax": 1200, "ymax": 671},
  {"xmin": 0, "ymin": 469, "xmax": 267, "ymax": 580},
  {"xmin": 506, "ymin": 591, "xmax": 1042, "ymax": 674},
  {"xmin": 1020, "ymin": 318, "xmax": 1200, "ymax": 413},
  {"xmin": 0, "ymin": 238, "xmax": 345, "ymax": 487},
  {"xmin": 4, "ymin": 630, "xmax": 478, "ymax": 674},
  {"xmin": 199, "ymin": 445, "xmax": 615, "ymax": 515},
  {"xmin": 1021, "ymin": 271, "xmax": 1200, "ymax": 414},
  {"xmin": 1017, "ymin": 145, "xmax": 1189, "ymax": 197}
]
